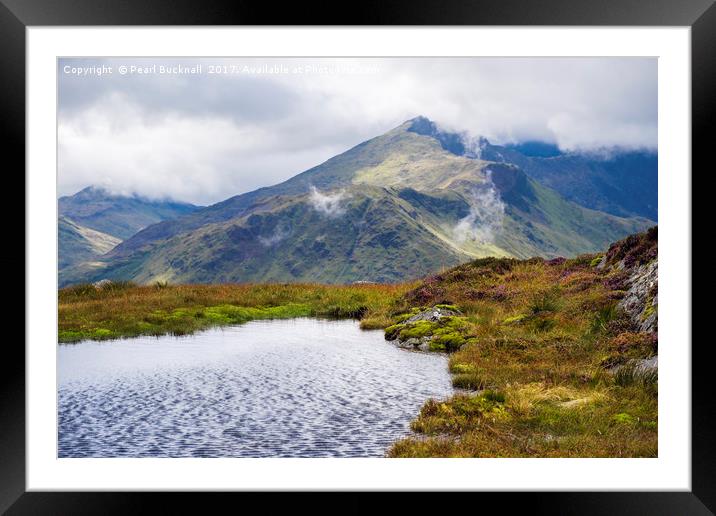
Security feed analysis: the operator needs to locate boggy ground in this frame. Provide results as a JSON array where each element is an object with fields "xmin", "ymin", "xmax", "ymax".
[
  {"xmin": 385, "ymin": 228, "xmax": 658, "ymax": 457},
  {"xmin": 58, "ymin": 282, "xmax": 411, "ymax": 343},
  {"xmin": 58, "ymin": 229, "xmax": 657, "ymax": 458}
]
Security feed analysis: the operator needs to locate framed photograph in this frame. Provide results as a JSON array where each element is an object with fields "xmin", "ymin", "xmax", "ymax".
[{"xmin": 5, "ymin": 0, "xmax": 711, "ymax": 511}]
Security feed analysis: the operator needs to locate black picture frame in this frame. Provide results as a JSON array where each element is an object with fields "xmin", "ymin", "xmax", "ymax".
[{"xmin": 4, "ymin": 0, "xmax": 710, "ymax": 512}]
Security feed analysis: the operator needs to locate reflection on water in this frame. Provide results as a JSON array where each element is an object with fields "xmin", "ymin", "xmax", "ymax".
[{"xmin": 58, "ymin": 318, "xmax": 452, "ymax": 457}]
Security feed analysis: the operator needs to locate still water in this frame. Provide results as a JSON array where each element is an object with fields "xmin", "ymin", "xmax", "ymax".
[{"xmin": 58, "ymin": 318, "xmax": 452, "ymax": 457}]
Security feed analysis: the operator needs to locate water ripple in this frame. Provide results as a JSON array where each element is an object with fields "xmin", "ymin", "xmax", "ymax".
[{"xmin": 58, "ymin": 318, "xmax": 452, "ymax": 458}]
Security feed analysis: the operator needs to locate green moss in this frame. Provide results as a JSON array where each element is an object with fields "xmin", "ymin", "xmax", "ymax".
[
  {"xmin": 393, "ymin": 313, "xmax": 414, "ymax": 323},
  {"xmin": 450, "ymin": 363, "xmax": 477, "ymax": 374},
  {"xmin": 454, "ymin": 394, "xmax": 505, "ymax": 414},
  {"xmin": 437, "ymin": 316, "xmax": 469, "ymax": 331},
  {"xmin": 431, "ymin": 332, "xmax": 466, "ymax": 352},
  {"xmin": 398, "ymin": 320, "xmax": 439, "ymax": 340},
  {"xmin": 390, "ymin": 316, "xmax": 471, "ymax": 349},
  {"xmin": 201, "ymin": 303, "xmax": 312, "ymax": 324},
  {"xmin": 92, "ymin": 328, "xmax": 113, "ymax": 338},
  {"xmin": 59, "ymin": 327, "xmax": 115, "ymax": 342},
  {"xmin": 60, "ymin": 302, "xmax": 314, "ymax": 343},
  {"xmin": 384, "ymin": 324, "xmax": 404, "ymax": 341},
  {"xmin": 503, "ymin": 314, "xmax": 528, "ymax": 325},
  {"xmin": 612, "ymin": 412, "xmax": 635, "ymax": 425},
  {"xmin": 435, "ymin": 304, "xmax": 460, "ymax": 312},
  {"xmin": 462, "ymin": 337, "xmax": 479, "ymax": 348},
  {"xmin": 590, "ymin": 255, "xmax": 604, "ymax": 267},
  {"xmin": 641, "ymin": 300, "xmax": 656, "ymax": 321},
  {"xmin": 57, "ymin": 330, "xmax": 87, "ymax": 342},
  {"xmin": 203, "ymin": 309, "xmax": 232, "ymax": 323},
  {"xmin": 429, "ymin": 341, "xmax": 446, "ymax": 351}
]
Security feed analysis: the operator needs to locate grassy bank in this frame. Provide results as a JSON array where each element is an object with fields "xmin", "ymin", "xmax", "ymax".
[
  {"xmin": 383, "ymin": 234, "xmax": 658, "ymax": 457},
  {"xmin": 58, "ymin": 281, "xmax": 412, "ymax": 343}
]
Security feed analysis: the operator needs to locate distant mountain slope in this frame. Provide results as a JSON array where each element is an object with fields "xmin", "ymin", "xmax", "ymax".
[
  {"xmin": 407, "ymin": 117, "xmax": 657, "ymax": 220},
  {"xmin": 60, "ymin": 118, "xmax": 653, "ymax": 287},
  {"xmin": 59, "ymin": 186, "xmax": 201, "ymax": 240},
  {"xmin": 58, "ymin": 217, "xmax": 121, "ymax": 270},
  {"xmin": 479, "ymin": 144, "xmax": 657, "ymax": 220}
]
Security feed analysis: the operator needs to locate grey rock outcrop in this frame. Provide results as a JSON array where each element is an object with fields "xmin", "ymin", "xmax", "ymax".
[
  {"xmin": 617, "ymin": 260, "xmax": 658, "ymax": 333},
  {"xmin": 387, "ymin": 305, "xmax": 465, "ymax": 352},
  {"xmin": 403, "ymin": 306, "xmax": 461, "ymax": 324},
  {"xmin": 397, "ymin": 336, "xmax": 432, "ymax": 352},
  {"xmin": 92, "ymin": 279, "xmax": 113, "ymax": 289},
  {"xmin": 633, "ymin": 355, "xmax": 658, "ymax": 373}
]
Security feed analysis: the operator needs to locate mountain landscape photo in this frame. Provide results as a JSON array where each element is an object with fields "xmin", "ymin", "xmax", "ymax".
[{"xmin": 56, "ymin": 56, "xmax": 659, "ymax": 461}]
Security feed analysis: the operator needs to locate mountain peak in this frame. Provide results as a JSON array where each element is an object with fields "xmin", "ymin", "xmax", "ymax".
[
  {"xmin": 66, "ymin": 185, "xmax": 143, "ymax": 204},
  {"xmin": 405, "ymin": 115, "xmax": 437, "ymax": 135},
  {"xmin": 405, "ymin": 116, "xmax": 471, "ymax": 156},
  {"xmin": 72, "ymin": 185, "xmax": 111, "ymax": 199},
  {"xmin": 59, "ymin": 186, "xmax": 200, "ymax": 241}
]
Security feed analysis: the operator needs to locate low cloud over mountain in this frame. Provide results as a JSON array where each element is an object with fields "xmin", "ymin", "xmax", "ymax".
[{"xmin": 58, "ymin": 57, "xmax": 656, "ymax": 205}]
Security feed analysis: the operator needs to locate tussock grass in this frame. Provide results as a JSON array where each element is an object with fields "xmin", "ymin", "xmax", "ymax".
[
  {"xmin": 614, "ymin": 362, "xmax": 658, "ymax": 395},
  {"xmin": 385, "ymin": 233, "xmax": 658, "ymax": 458}
]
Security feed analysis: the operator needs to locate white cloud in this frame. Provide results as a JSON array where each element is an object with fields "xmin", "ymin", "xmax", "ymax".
[
  {"xmin": 58, "ymin": 94, "xmax": 345, "ymax": 205},
  {"xmin": 258, "ymin": 225, "xmax": 291, "ymax": 247},
  {"xmin": 309, "ymin": 187, "xmax": 348, "ymax": 217},
  {"xmin": 453, "ymin": 172, "xmax": 506, "ymax": 244},
  {"xmin": 58, "ymin": 57, "xmax": 657, "ymax": 204}
]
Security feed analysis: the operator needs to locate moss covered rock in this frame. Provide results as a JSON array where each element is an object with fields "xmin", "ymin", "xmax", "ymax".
[{"xmin": 383, "ymin": 306, "xmax": 471, "ymax": 352}]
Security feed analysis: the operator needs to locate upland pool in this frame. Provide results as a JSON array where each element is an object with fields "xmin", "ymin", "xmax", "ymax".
[{"xmin": 58, "ymin": 318, "xmax": 452, "ymax": 457}]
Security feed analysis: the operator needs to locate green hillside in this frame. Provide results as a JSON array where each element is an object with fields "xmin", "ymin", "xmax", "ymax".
[
  {"xmin": 60, "ymin": 118, "xmax": 653, "ymax": 287},
  {"xmin": 59, "ymin": 186, "xmax": 200, "ymax": 240},
  {"xmin": 58, "ymin": 217, "xmax": 122, "ymax": 271}
]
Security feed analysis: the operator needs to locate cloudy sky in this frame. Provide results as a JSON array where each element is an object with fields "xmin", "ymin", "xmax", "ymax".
[{"xmin": 58, "ymin": 57, "xmax": 657, "ymax": 205}]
